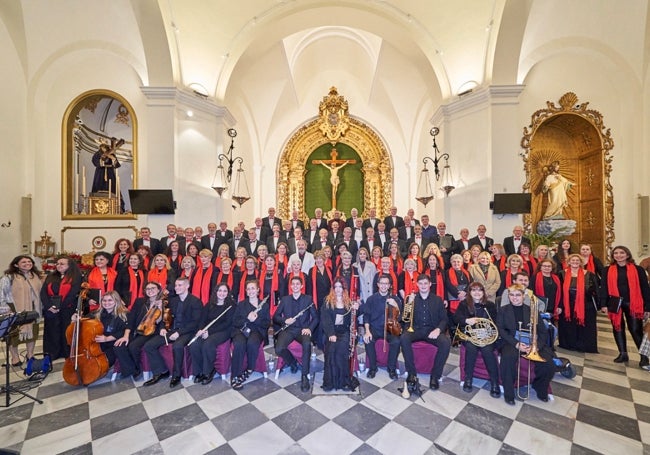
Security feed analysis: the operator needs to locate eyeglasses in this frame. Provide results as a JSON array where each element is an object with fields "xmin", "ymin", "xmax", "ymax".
[{"xmin": 145, "ymin": 287, "xmax": 159, "ymax": 291}]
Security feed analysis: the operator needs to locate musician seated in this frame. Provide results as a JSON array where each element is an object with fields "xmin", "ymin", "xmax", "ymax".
[
  {"xmin": 190, "ymin": 284, "xmax": 236, "ymax": 385},
  {"xmin": 361, "ymin": 274, "xmax": 402, "ymax": 380},
  {"xmin": 320, "ymin": 277, "xmax": 359, "ymax": 391},
  {"xmin": 143, "ymin": 278, "xmax": 202, "ymax": 388},
  {"xmin": 231, "ymin": 280, "xmax": 270, "ymax": 389},
  {"xmin": 497, "ymin": 284, "xmax": 555, "ymax": 405},
  {"xmin": 113, "ymin": 282, "xmax": 165, "ymax": 380},
  {"xmin": 71, "ymin": 290, "xmax": 128, "ymax": 370},
  {"xmin": 399, "ymin": 274, "xmax": 451, "ymax": 391},
  {"xmin": 273, "ymin": 277, "xmax": 319, "ymax": 392},
  {"xmin": 453, "ymin": 282, "xmax": 500, "ymax": 397}
]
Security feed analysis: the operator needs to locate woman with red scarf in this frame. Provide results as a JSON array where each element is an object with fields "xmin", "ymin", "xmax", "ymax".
[
  {"xmin": 148, "ymin": 254, "xmax": 176, "ymax": 295},
  {"xmin": 165, "ymin": 240, "xmax": 184, "ymax": 277},
  {"xmin": 497, "ymin": 254, "xmax": 524, "ymax": 297},
  {"xmin": 111, "ymin": 238, "xmax": 134, "ymax": 275},
  {"xmin": 579, "ymin": 243, "xmax": 605, "ymax": 284},
  {"xmin": 558, "ymin": 254, "xmax": 599, "ymax": 353},
  {"xmin": 86, "ymin": 251, "xmax": 117, "ymax": 313},
  {"xmin": 261, "ymin": 255, "xmax": 282, "ymax": 317},
  {"xmin": 490, "ymin": 243, "xmax": 507, "ymax": 272},
  {"xmin": 398, "ymin": 258, "xmax": 419, "ymax": 301},
  {"xmin": 532, "ymin": 259, "xmax": 562, "ymax": 317},
  {"xmin": 115, "ymin": 253, "xmax": 145, "ymax": 310},
  {"xmin": 191, "ymin": 250, "xmax": 217, "ymax": 306},
  {"xmin": 423, "ymin": 243, "xmax": 445, "ymax": 271},
  {"xmin": 41, "ymin": 256, "xmax": 82, "ymax": 360},
  {"xmin": 136, "ymin": 245, "xmax": 153, "ymax": 271},
  {"xmin": 387, "ymin": 243, "xmax": 403, "ymax": 277},
  {"xmin": 599, "ymin": 245, "xmax": 650, "ymax": 367},
  {"xmin": 423, "ymin": 253, "xmax": 446, "ymax": 301},
  {"xmin": 370, "ymin": 245, "xmax": 383, "ymax": 270},
  {"xmin": 215, "ymin": 257, "xmax": 235, "ymax": 300},
  {"xmin": 406, "ymin": 243, "xmax": 424, "ymax": 273},
  {"xmin": 238, "ymin": 256, "xmax": 260, "ymax": 301},
  {"xmin": 445, "ymin": 254, "xmax": 471, "ymax": 314},
  {"xmin": 518, "ymin": 243, "xmax": 538, "ymax": 276},
  {"xmin": 554, "ymin": 239, "xmax": 572, "ymax": 271}
]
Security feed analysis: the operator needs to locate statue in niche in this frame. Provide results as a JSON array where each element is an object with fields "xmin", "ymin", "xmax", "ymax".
[{"xmin": 542, "ymin": 160, "xmax": 575, "ymax": 219}]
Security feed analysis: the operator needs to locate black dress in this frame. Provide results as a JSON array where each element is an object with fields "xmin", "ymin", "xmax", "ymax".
[
  {"xmin": 558, "ymin": 271, "xmax": 598, "ymax": 353},
  {"xmin": 321, "ymin": 305, "xmax": 353, "ymax": 390}
]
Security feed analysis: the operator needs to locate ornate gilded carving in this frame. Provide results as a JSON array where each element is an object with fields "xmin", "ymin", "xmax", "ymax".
[
  {"xmin": 521, "ymin": 92, "xmax": 614, "ymax": 258},
  {"xmin": 278, "ymin": 88, "xmax": 392, "ymax": 219}
]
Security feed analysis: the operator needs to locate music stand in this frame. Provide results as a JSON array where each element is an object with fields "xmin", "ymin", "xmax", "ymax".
[{"xmin": 0, "ymin": 312, "xmax": 43, "ymax": 407}]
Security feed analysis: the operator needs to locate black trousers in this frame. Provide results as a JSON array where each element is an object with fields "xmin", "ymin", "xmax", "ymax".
[
  {"xmin": 43, "ymin": 307, "xmax": 76, "ymax": 361},
  {"xmin": 275, "ymin": 330, "xmax": 312, "ymax": 374},
  {"xmin": 463, "ymin": 341, "xmax": 499, "ymax": 383},
  {"xmin": 612, "ymin": 301, "xmax": 645, "ymax": 354},
  {"xmin": 400, "ymin": 329, "xmax": 450, "ymax": 378},
  {"xmin": 113, "ymin": 334, "xmax": 155, "ymax": 376},
  {"xmin": 500, "ymin": 343, "xmax": 554, "ymax": 401},
  {"xmin": 231, "ymin": 331, "xmax": 264, "ymax": 377},
  {"xmin": 143, "ymin": 333, "xmax": 192, "ymax": 376},
  {"xmin": 189, "ymin": 330, "xmax": 231, "ymax": 376},
  {"xmin": 365, "ymin": 334, "xmax": 400, "ymax": 371}
]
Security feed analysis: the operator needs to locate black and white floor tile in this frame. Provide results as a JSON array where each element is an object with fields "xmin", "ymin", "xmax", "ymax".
[{"xmin": 0, "ymin": 314, "xmax": 648, "ymax": 454}]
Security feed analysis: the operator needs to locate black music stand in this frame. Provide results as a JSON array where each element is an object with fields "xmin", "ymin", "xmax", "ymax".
[{"xmin": 0, "ymin": 312, "xmax": 43, "ymax": 407}]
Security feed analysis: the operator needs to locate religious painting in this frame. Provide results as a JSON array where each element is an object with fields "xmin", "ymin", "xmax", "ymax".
[
  {"xmin": 61, "ymin": 89, "xmax": 137, "ymax": 219},
  {"xmin": 521, "ymin": 92, "xmax": 614, "ymax": 259},
  {"xmin": 305, "ymin": 144, "xmax": 363, "ymax": 219}
]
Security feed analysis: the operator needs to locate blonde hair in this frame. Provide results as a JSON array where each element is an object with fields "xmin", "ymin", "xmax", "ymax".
[{"xmin": 97, "ymin": 291, "xmax": 129, "ymax": 322}]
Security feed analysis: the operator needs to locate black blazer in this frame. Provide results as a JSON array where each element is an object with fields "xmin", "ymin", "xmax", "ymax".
[
  {"xmin": 288, "ymin": 219, "xmax": 306, "ymax": 231},
  {"xmin": 228, "ymin": 237, "xmax": 251, "ymax": 258},
  {"xmin": 468, "ymin": 236, "xmax": 494, "ymax": 251},
  {"xmin": 262, "ymin": 217, "xmax": 282, "ymax": 231},
  {"xmin": 362, "ymin": 218, "xmax": 380, "ymax": 230},
  {"xmin": 383, "ymin": 215, "xmax": 405, "ymax": 231},
  {"xmin": 497, "ymin": 303, "xmax": 552, "ymax": 356},
  {"xmin": 314, "ymin": 218, "xmax": 328, "ymax": 231},
  {"xmin": 503, "ymin": 236, "xmax": 530, "ymax": 256},
  {"xmin": 168, "ymin": 293, "xmax": 203, "ymax": 336},
  {"xmin": 133, "ymin": 237, "xmax": 163, "ymax": 256},
  {"xmin": 200, "ymin": 234, "xmax": 224, "ymax": 256}
]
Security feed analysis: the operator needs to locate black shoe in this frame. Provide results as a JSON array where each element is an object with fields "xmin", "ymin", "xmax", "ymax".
[
  {"xmin": 613, "ymin": 353, "xmax": 629, "ymax": 363},
  {"xmin": 429, "ymin": 376, "xmax": 439, "ymax": 390},
  {"xmin": 193, "ymin": 374, "xmax": 205, "ymax": 384},
  {"xmin": 143, "ymin": 371, "xmax": 170, "ymax": 386},
  {"xmin": 321, "ymin": 384, "xmax": 333, "ymax": 392},
  {"xmin": 366, "ymin": 368, "xmax": 377, "ymax": 379},
  {"xmin": 388, "ymin": 369, "xmax": 398, "ymax": 380},
  {"xmin": 169, "ymin": 376, "xmax": 181, "ymax": 388},
  {"xmin": 201, "ymin": 373, "xmax": 215, "ymax": 385},
  {"xmin": 2, "ymin": 360, "xmax": 22, "ymax": 368},
  {"xmin": 463, "ymin": 377, "xmax": 473, "ymax": 392},
  {"xmin": 539, "ymin": 395, "xmax": 549, "ymax": 402},
  {"xmin": 639, "ymin": 356, "xmax": 649, "ymax": 368},
  {"xmin": 300, "ymin": 375, "xmax": 310, "ymax": 392},
  {"xmin": 132, "ymin": 369, "xmax": 141, "ymax": 380},
  {"xmin": 232, "ymin": 376, "xmax": 244, "ymax": 390},
  {"xmin": 490, "ymin": 382, "xmax": 501, "ymax": 398},
  {"xmin": 290, "ymin": 362, "xmax": 299, "ymax": 374},
  {"xmin": 505, "ymin": 397, "xmax": 515, "ymax": 406}
]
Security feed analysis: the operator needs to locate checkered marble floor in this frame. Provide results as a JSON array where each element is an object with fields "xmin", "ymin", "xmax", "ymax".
[{"xmin": 0, "ymin": 314, "xmax": 648, "ymax": 455}]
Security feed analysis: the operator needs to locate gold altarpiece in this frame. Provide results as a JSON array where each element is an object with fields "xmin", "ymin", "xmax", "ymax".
[
  {"xmin": 277, "ymin": 87, "xmax": 392, "ymax": 220},
  {"xmin": 521, "ymin": 92, "xmax": 614, "ymax": 259}
]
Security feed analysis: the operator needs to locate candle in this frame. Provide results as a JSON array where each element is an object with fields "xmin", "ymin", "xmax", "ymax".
[
  {"xmin": 82, "ymin": 166, "xmax": 86, "ymax": 197},
  {"xmin": 116, "ymin": 174, "xmax": 120, "ymax": 213},
  {"xmin": 74, "ymin": 173, "xmax": 79, "ymax": 212},
  {"xmin": 108, "ymin": 179, "xmax": 111, "ymax": 199}
]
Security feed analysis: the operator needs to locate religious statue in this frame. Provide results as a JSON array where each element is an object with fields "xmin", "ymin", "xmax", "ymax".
[
  {"xmin": 541, "ymin": 161, "xmax": 575, "ymax": 219},
  {"xmin": 312, "ymin": 148, "xmax": 356, "ymax": 210},
  {"xmin": 91, "ymin": 136, "xmax": 125, "ymax": 212}
]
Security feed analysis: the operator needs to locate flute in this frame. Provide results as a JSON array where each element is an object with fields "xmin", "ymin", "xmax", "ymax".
[
  {"xmin": 188, "ymin": 305, "xmax": 233, "ymax": 346},
  {"xmin": 275, "ymin": 302, "xmax": 315, "ymax": 334}
]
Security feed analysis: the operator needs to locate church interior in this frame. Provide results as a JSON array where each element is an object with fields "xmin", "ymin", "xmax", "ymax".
[{"xmin": 1, "ymin": 1, "xmax": 650, "ymax": 454}]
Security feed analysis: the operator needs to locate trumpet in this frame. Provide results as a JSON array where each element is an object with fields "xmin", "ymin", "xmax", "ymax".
[
  {"xmin": 402, "ymin": 293, "xmax": 415, "ymax": 333},
  {"xmin": 516, "ymin": 293, "xmax": 545, "ymax": 400}
]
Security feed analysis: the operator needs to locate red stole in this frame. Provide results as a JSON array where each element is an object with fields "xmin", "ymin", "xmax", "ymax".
[
  {"xmin": 239, "ymin": 270, "xmax": 260, "ymax": 301},
  {"xmin": 336, "ymin": 267, "xmax": 357, "ymax": 300},
  {"xmin": 389, "ymin": 256, "xmax": 403, "ymax": 276},
  {"xmin": 260, "ymin": 265, "xmax": 279, "ymax": 301},
  {"xmin": 504, "ymin": 272, "xmax": 514, "ymax": 288},
  {"xmin": 428, "ymin": 268, "xmax": 445, "ymax": 299},
  {"xmin": 286, "ymin": 272, "xmax": 306, "ymax": 295},
  {"xmin": 493, "ymin": 256, "xmax": 507, "ymax": 272},
  {"xmin": 148, "ymin": 268, "xmax": 169, "ymax": 289},
  {"xmin": 408, "ymin": 255, "xmax": 423, "ymax": 273},
  {"xmin": 403, "ymin": 271, "xmax": 417, "ymax": 296},
  {"xmin": 371, "ymin": 257, "xmax": 381, "ymax": 269},
  {"xmin": 310, "ymin": 266, "xmax": 332, "ymax": 308},
  {"xmin": 585, "ymin": 255, "xmax": 596, "ymax": 274},
  {"xmin": 127, "ymin": 268, "xmax": 144, "ymax": 310},
  {"xmin": 448, "ymin": 268, "xmax": 470, "ymax": 312},
  {"xmin": 522, "ymin": 257, "xmax": 537, "ymax": 275},
  {"xmin": 607, "ymin": 264, "xmax": 644, "ymax": 330},
  {"xmin": 192, "ymin": 266, "xmax": 214, "ymax": 305},
  {"xmin": 275, "ymin": 254, "xmax": 288, "ymax": 276},
  {"xmin": 562, "ymin": 270, "xmax": 585, "ymax": 325},
  {"xmin": 534, "ymin": 273, "xmax": 561, "ymax": 318},
  {"xmin": 87, "ymin": 267, "xmax": 116, "ymax": 292},
  {"xmin": 111, "ymin": 253, "xmax": 126, "ymax": 270},
  {"xmin": 47, "ymin": 277, "xmax": 72, "ymax": 300},
  {"xmin": 216, "ymin": 271, "xmax": 234, "ymax": 290}
]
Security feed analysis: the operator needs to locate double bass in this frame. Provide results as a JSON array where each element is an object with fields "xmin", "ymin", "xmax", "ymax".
[{"xmin": 63, "ymin": 284, "xmax": 109, "ymax": 386}]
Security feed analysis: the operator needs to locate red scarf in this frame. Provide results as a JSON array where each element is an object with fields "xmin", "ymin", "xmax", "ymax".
[
  {"xmin": 504, "ymin": 272, "xmax": 514, "ymax": 288},
  {"xmin": 148, "ymin": 268, "xmax": 169, "ymax": 289},
  {"xmin": 534, "ymin": 272, "xmax": 561, "ymax": 318},
  {"xmin": 127, "ymin": 268, "xmax": 144, "ymax": 310},
  {"xmin": 216, "ymin": 270, "xmax": 233, "ymax": 290},
  {"xmin": 239, "ymin": 270, "xmax": 260, "ymax": 301},
  {"xmin": 310, "ymin": 266, "xmax": 332, "ymax": 308},
  {"xmin": 403, "ymin": 271, "xmax": 418, "ymax": 296},
  {"xmin": 47, "ymin": 276, "xmax": 73, "ymax": 304},
  {"xmin": 325, "ymin": 258, "xmax": 333, "ymax": 270},
  {"xmin": 493, "ymin": 255, "xmax": 507, "ymax": 272},
  {"xmin": 275, "ymin": 254, "xmax": 288, "ymax": 276},
  {"xmin": 260, "ymin": 265, "xmax": 279, "ymax": 301},
  {"xmin": 448, "ymin": 268, "xmax": 470, "ymax": 312},
  {"xmin": 408, "ymin": 255, "xmax": 423, "ymax": 273},
  {"xmin": 389, "ymin": 255, "xmax": 403, "ymax": 276},
  {"xmin": 336, "ymin": 267, "xmax": 357, "ymax": 300},
  {"xmin": 584, "ymin": 255, "xmax": 596, "ymax": 274},
  {"xmin": 371, "ymin": 257, "xmax": 381, "ymax": 269},
  {"xmin": 428, "ymin": 268, "xmax": 445, "ymax": 299},
  {"xmin": 522, "ymin": 257, "xmax": 537, "ymax": 275},
  {"xmin": 168, "ymin": 255, "xmax": 183, "ymax": 271},
  {"xmin": 562, "ymin": 270, "xmax": 585, "ymax": 325},
  {"xmin": 141, "ymin": 256, "xmax": 151, "ymax": 270},
  {"xmin": 111, "ymin": 253, "xmax": 127, "ymax": 270},
  {"xmin": 87, "ymin": 267, "xmax": 116, "ymax": 292},
  {"xmin": 607, "ymin": 264, "xmax": 644, "ymax": 330},
  {"xmin": 192, "ymin": 266, "xmax": 214, "ymax": 305},
  {"xmin": 214, "ymin": 255, "xmax": 226, "ymax": 268}
]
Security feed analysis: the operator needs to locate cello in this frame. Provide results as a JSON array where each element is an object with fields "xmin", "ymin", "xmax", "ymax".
[{"xmin": 63, "ymin": 283, "xmax": 109, "ymax": 386}]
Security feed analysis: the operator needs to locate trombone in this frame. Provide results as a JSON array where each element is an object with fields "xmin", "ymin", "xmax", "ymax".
[{"xmin": 516, "ymin": 293, "xmax": 545, "ymax": 400}]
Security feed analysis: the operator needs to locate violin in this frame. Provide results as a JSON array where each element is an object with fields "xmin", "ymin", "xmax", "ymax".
[
  {"xmin": 62, "ymin": 283, "xmax": 109, "ymax": 386},
  {"xmin": 136, "ymin": 298, "xmax": 164, "ymax": 336},
  {"xmin": 385, "ymin": 298, "xmax": 402, "ymax": 337}
]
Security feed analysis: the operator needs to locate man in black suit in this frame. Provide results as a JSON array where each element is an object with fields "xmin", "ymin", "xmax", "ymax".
[
  {"xmin": 337, "ymin": 227, "xmax": 358, "ymax": 259},
  {"xmin": 351, "ymin": 217, "xmax": 365, "ymax": 249},
  {"xmin": 266, "ymin": 224, "xmax": 284, "ymax": 254},
  {"xmin": 375, "ymin": 222, "xmax": 389, "ymax": 252},
  {"xmin": 313, "ymin": 208, "xmax": 328, "ymax": 231},
  {"xmin": 431, "ymin": 221, "xmax": 454, "ymax": 265},
  {"xmin": 252, "ymin": 217, "xmax": 271, "ymax": 244},
  {"xmin": 182, "ymin": 227, "xmax": 200, "ymax": 254},
  {"xmin": 503, "ymin": 225, "xmax": 529, "ymax": 256},
  {"xmin": 398, "ymin": 216, "xmax": 415, "ymax": 241},
  {"xmin": 345, "ymin": 208, "xmax": 361, "ymax": 229},
  {"xmin": 217, "ymin": 221, "xmax": 233, "ymax": 244},
  {"xmin": 228, "ymin": 226, "xmax": 251, "ymax": 258},
  {"xmin": 200, "ymin": 222, "xmax": 221, "ymax": 256},
  {"xmin": 311, "ymin": 228, "xmax": 332, "ymax": 253},
  {"xmin": 262, "ymin": 207, "xmax": 282, "ymax": 231},
  {"xmin": 286, "ymin": 227, "xmax": 310, "ymax": 255},
  {"xmin": 306, "ymin": 218, "xmax": 320, "ymax": 246},
  {"xmin": 468, "ymin": 224, "xmax": 494, "ymax": 252},
  {"xmin": 362, "ymin": 207, "xmax": 380, "ymax": 231},
  {"xmin": 384, "ymin": 228, "xmax": 407, "ymax": 258},
  {"xmin": 405, "ymin": 208, "xmax": 421, "ymax": 226},
  {"xmin": 280, "ymin": 220, "xmax": 294, "ymax": 243},
  {"xmin": 383, "ymin": 206, "xmax": 404, "ymax": 232},
  {"xmin": 328, "ymin": 220, "xmax": 343, "ymax": 245},
  {"xmin": 133, "ymin": 227, "xmax": 163, "ymax": 255},
  {"xmin": 360, "ymin": 227, "xmax": 379, "ymax": 253},
  {"xmin": 160, "ymin": 224, "xmax": 184, "ymax": 252},
  {"xmin": 247, "ymin": 228, "xmax": 262, "ymax": 257},
  {"xmin": 288, "ymin": 210, "xmax": 305, "ymax": 231},
  {"xmin": 408, "ymin": 224, "xmax": 429, "ymax": 252},
  {"xmin": 452, "ymin": 227, "xmax": 471, "ymax": 255}
]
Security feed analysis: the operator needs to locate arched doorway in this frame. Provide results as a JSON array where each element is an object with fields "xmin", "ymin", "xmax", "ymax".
[
  {"xmin": 277, "ymin": 88, "xmax": 393, "ymax": 220},
  {"xmin": 521, "ymin": 92, "xmax": 614, "ymax": 259}
]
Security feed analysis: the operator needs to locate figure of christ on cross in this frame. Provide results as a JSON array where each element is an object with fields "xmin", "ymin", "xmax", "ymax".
[{"xmin": 312, "ymin": 148, "xmax": 357, "ymax": 210}]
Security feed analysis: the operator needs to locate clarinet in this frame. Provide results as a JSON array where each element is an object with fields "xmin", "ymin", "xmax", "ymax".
[
  {"xmin": 240, "ymin": 296, "xmax": 269, "ymax": 337},
  {"xmin": 275, "ymin": 302, "xmax": 315, "ymax": 334}
]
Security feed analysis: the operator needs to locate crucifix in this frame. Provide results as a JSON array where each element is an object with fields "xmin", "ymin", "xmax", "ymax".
[{"xmin": 312, "ymin": 148, "xmax": 356, "ymax": 210}]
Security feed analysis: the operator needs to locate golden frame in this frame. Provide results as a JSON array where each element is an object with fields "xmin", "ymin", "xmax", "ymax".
[
  {"xmin": 61, "ymin": 89, "xmax": 137, "ymax": 219},
  {"xmin": 521, "ymin": 92, "xmax": 614, "ymax": 258}
]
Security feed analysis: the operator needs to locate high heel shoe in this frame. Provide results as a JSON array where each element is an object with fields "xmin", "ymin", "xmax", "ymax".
[{"xmin": 613, "ymin": 353, "xmax": 629, "ymax": 363}]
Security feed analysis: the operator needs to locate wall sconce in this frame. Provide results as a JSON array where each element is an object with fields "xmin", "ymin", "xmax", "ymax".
[
  {"xmin": 415, "ymin": 127, "xmax": 455, "ymax": 206},
  {"xmin": 34, "ymin": 231, "xmax": 56, "ymax": 259}
]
